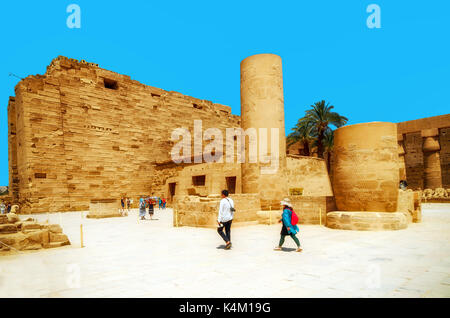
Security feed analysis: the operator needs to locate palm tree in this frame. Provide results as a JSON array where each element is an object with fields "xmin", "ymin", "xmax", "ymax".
[
  {"xmin": 298, "ymin": 100, "xmax": 347, "ymax": 159},
  {"xmin": 322, "ymin": 128, "xmax": 334, "ymax": 172},
  {"xmin": 287, "ymin": 122, "xmax": 313, "ymax": 156}
]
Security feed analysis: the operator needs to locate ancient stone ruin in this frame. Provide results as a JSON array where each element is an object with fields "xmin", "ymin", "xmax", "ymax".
[
  {"xmin": 0, "ymin": 213, "xmax": 70, "ymax": 252},
  {"xmin": 5, "ymin": 53, "xmax": 450, "ymax": 230},
  {"xmin": 87, "ymin": 199, "xmax": 122, "ymax": 218}
]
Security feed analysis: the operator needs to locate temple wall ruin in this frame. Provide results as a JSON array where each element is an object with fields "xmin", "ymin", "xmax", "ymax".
[
  {"xmin": 173, "ymin": 194, "xmax": 261, "ymax": 228},
  {"xmin": 7, "ymin": 97, "xmax": 19, "ymax": 203},
  {"xmin": 397, "ymin": 114, "xmax": 450, "ymax": 190},
  {"xmin": 286, "ymin": 156, "xmax": 333, "ymax": 197},
  {"xmin": 165, "ymin": 162, "xmax": 242, "ymax": 199},
  {"xmin": 8, "ymin": 56, "xmax": 240, "ymax": 213}
]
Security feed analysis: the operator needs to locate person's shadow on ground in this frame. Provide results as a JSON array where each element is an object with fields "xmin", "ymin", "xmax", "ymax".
[
  {"xmin": 278, "ymin": 247, "xmax": 297, "ymax": 252},
  {"xmin": 216, "ymin": 245, "xmax": 228, "ymax": 249}
]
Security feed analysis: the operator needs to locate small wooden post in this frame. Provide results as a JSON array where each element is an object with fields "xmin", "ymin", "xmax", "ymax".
[
  {"xmin": 80, "ymin": 224, "xmax": 84, "ymax": 248},
  {"xmin": 319, "ymin": 208, "xmax": 322, "ymax": 226}
]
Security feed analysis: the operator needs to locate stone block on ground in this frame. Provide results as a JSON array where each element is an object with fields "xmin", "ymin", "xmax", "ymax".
[
  {"xmin": 0, "ymin": 232, "xmax": 29, "ymax": 250},
  {"xmin": 326, "ymin": 211, "xmax": 408, "ymax": 231},
  {"xmin": 0, "ymin": 211, "xmax": 70, "ymax": 251},
  {"xmin": 21, "ymin": 222, "xmax": 42, "ymax": 232},
  {"xmin": 26, "ymin": 229, "xmax": 49, "ymax": 245},
  {"xmin": 7, "ymin": 213, "xmax": 20, "ymax": 223},
  {"xmin": 42, "ymin": 224, "xmax": 63, "ymax": 233},
  {"xmin": 0, "ymin": 215, "xmax": 7, "ymax": 224},
  {"xmin": 0, "ymin": 224, "xmax": 18, "ymax": 234},
  {"xmin": 49, "ymin": 232, "xmax": 70, "ymax": 245},
  {"xmin": 43, "ymin": 241, "xmax": 70, "ymax": 248},
  {"xmin": 256, "ymin": 210, "xmax": 282, "ymax": 225},
  {"xmin": 87, "ymin": 199, "xmax": 122, "ymax": 219}
]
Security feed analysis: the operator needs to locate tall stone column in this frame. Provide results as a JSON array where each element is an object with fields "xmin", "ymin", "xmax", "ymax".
[
  {"xmin": 421, "ymin": 128, "xmax": 442, "ymax": 189},
  {"xmin": 240, "ymin": 54, "xmax": 288, "ymax": 209}
]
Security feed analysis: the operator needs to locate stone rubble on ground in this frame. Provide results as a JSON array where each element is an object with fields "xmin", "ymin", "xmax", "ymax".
[{"xmin": 0, "ymin": 213, "xmax": 70, "ymax": 251}]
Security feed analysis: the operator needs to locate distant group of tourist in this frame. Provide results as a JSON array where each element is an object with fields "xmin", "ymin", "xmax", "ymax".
[
  {"xmin": 120, "ymin": 197, "xmax": 132, "ymax": 216},
  {"xmin": 0, "ymin": 201, "xmax": 12, "ymax": 214},
  {"xmin": 217, "ymin": 190, "xmax": 302, "ymax": 252},
  {"xmin": 158, "ymin": 197, "xmax": 167, "ymax": 209},
  {"xmin": 138, "ymin": 196, "xmax": 167, "ymax": 220}
]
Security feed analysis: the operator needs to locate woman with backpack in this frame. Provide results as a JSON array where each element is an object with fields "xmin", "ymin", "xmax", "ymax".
[
  {"xmin": 148, "ymin": 198, "xmax": 155, "ymax": 220},
  {"xmin": 139, "ymin": 197, "xmax": 146, "ymax": 220},
  {"xmin": 274, "ymin": 198, "xmax": 302, "ymax": 252}
]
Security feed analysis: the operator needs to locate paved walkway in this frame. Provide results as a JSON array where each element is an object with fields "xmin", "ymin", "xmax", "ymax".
[{"xmin": 0, "ymin": 204, "xmax": 449, "ymax": 298}]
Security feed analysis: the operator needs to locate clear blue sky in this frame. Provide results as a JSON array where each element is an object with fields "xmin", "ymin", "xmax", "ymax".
[{"xmin": 0, "ymin": 0, "xmax": 449, "ymax": 186}]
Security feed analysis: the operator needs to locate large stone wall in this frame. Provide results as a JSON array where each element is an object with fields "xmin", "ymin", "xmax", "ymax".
[
  {"xmin": 403, "ymin": 132, "xmax": 424, "ymax": 189},
  {"xmin": 8, "ymin": 56, "xmax": 240, "ymax": 213},
  {"xmin": 173, "ymin": 194, "xmax": 261, "ymax": 228},
  {"xmin": 7, "ymin": 97, "xmax": 19, "ymax": 203},
  {"xmin": 440, "ymin": 127, "xmax": 450, "ymax": 188},
  {"xmin": 288, "ymin": 195, "xmax": 336, "ymax": 225},
  {"xmin": 397, "ymin": 114, "xmax": 450, "ymax": 189},
  {"xmin": 286, "ymin": 155, "xmax": 333, "ymax": 197},
  {"xmin": 87, "ymin": 199, "xmax": 122, "ymax": 219},
  {"xmin": 165, "ymin": 162, "xmax": 241, "ymax": 199}
]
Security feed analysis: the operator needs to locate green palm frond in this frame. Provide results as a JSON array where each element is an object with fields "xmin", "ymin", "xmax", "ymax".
[{"xmin": 292, "ymin": 100, "xmax": 347, "ymax": 158}]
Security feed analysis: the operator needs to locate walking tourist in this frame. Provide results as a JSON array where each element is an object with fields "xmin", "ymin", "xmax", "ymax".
[
  {"xmin": 139, "ymin": 197, "xmax": 146, "ymax": 220},
  {"xmin": 148, "ymin": 198, "xmax": 154, "ymax": 219},
  {"xmin": 217, "ymin": 190, "xmax": 234, "ymax": 249},
  {"xmin": 162, "ymin": 198, "xmax": 166, "ymax": 209},
  {"xmin": 274, "ymin": 198, "xmax": 302, "ymax": 252},
  {"xmin": 120, "ymin": 197, "xmax": 125, "ymax": 215},
  {"xmin": 6, "ymin": 203, "xmax": 11, "ymax": 213},
  {"xmin": 158, "ymin": 197, "xmax": 162, "ymax": 209},
  {"xmin": 126, "ymin": 197, "xmax": 131, "ymax": 213},
  {"xmin": 399, "ymin": 180, "xmax": 408, "ymax": 190},
  {"xmin": 0, "ymin": 201, "xmax": 5, "ymax": 214}
]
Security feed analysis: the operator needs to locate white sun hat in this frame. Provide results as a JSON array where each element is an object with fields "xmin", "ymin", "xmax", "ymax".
[{"xmin": 280, "ymin": 198, "xmax": 293, "ymax": 208}]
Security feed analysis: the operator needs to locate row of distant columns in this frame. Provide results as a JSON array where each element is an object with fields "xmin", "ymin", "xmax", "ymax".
[{"xmin": 398, "ymin": 128, "xmax": 442, "ymax": 189}]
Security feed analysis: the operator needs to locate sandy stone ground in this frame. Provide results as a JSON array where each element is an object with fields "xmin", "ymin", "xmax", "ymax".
[{"xmin": 0, "ymin": 203, "xmax": 449, "ymax": 298}]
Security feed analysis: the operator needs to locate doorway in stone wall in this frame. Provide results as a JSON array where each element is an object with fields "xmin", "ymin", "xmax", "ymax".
[
  {"xmin": 169, "ymin": 182, "xmax": 176, "ymax": 202},
  {"xmin": 226, "ymin": 177, "xmax": 236, "ymax": 194}
]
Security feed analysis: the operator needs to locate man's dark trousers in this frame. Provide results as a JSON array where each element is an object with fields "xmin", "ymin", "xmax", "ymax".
[{"xmin": 218, "ymin": 220, "xmax": 232, "ymax": 243}]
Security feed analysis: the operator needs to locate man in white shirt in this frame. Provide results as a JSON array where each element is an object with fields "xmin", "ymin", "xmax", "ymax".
[{"xmin": 217, "ymin": 190, "xmax": 234, "ymax": 249}]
